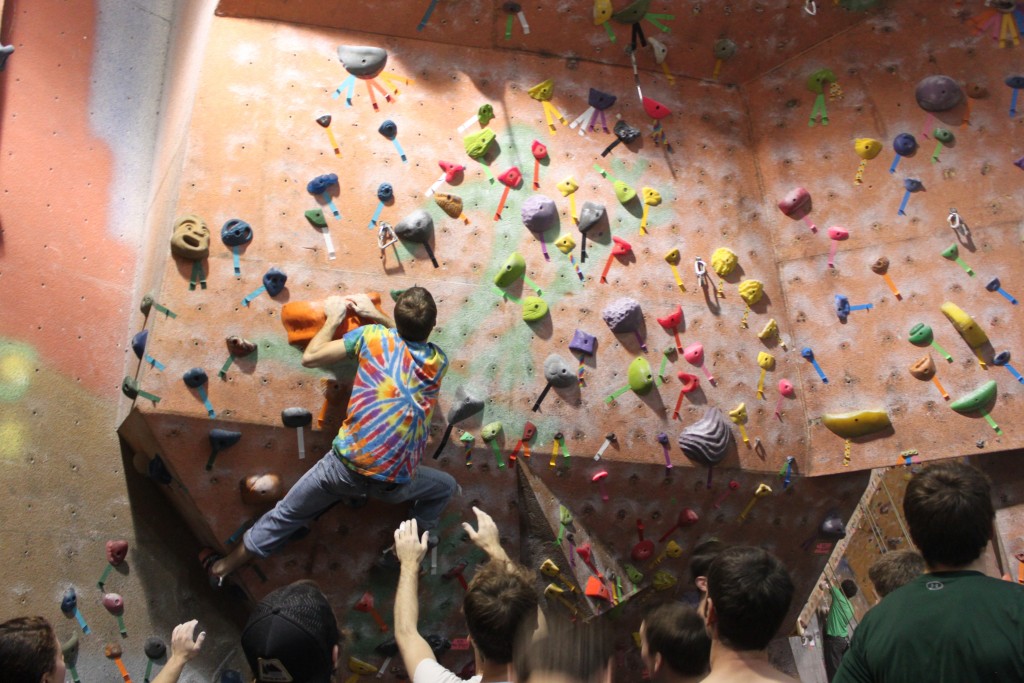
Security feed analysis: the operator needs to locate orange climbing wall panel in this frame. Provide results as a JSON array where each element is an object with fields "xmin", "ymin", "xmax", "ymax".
[{"xmin": 119, "ymin": 0, "xmax": 1024, "ymax": 673}]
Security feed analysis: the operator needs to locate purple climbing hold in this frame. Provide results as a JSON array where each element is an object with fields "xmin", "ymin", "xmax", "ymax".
[
  {"xmin": 521, "ymin": 195, "xmax": 558, "ymax": 233},
  {"xmin": 601, "ymin": 297, "xmax": 643, "ymax": 333}
]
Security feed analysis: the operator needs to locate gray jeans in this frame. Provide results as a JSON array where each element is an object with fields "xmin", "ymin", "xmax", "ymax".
[{"xmin": 243, "ymin": 451, "xmax": 457, "ymax": 558}]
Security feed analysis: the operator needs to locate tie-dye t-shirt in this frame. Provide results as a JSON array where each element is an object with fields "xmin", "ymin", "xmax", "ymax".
[{"xmin": 332, "ymin": 324, "xmax": 448, "ymax": 483}]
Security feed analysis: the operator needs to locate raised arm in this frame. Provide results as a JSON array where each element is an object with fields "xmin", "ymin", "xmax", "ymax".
[
  {"xmin": 462, "ymin": 506, "xmax": 512, "ymax": 567},
  {"xmin": 151, "ymin": 620, "xmax": 205, "ymax": 683},
  {"xmin": 301, "ymin": 295, "xmax": 352, "ymax": 368},
  {"xmin": 346, "ymin": 292, "xmax": 396, "ymax": 329},
  {"xmin": 393, "ymin": 519, "xmax": 436, "ymax": 678}
]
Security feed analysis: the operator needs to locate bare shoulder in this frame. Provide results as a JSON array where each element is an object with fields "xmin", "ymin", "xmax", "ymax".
[{"xmin": 703, "ymin": 665, "xmax": 797, "ymax": 683}]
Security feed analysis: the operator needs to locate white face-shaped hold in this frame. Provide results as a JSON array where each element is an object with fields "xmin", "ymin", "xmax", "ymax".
[{"xmin": 170, "ymin": 215, "xmax": 210, "ymax": 260}]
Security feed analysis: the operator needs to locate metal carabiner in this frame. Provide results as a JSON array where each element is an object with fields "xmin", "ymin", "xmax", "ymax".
[
  {"xmin": 947, "ymin": 208, "xmax": 970, "ymax": 239},
  {"xmin": 694, "ymin": 257, "xmax": 708, "ymax": 288},
  {"xmin": 377, "ymin": 221, "xmax": 398, "ymax": 258}
]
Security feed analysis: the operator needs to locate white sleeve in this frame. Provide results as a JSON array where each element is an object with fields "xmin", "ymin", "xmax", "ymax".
[{"xmin": 413, "ymin": 659, "xmax": 480, "ymax": 683}]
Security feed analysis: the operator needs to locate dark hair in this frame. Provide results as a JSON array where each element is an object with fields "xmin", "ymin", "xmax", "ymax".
[
  {"xmin": 706, "ymin": 546, "xmax": 794, "ymax": 651},
  {"xmin": 903, "ymin": 460, "xmax": 993, "ymax": 568},
  {"xmin": 689, "ymin": 538, "xmax": 727, "ymax": 587},
  {"xmin": 0, "ymin": 616, "xmax": 58, "ymax": 683},
  {"xmin": 868, "ymin": 550, "xmax": 925, "ymax": 598},
  {"xmin": 643, "ymin": 603, "xmax": 711, "ymax": 678},
  {"xmin": 514, "ymin": 617, "xmax": 613, "ymax": 683},
  {"xmin": 839, "ymin": 579, "xmax": 858, "ymax": 599},
  {"xmin": 463, "ymin": 561, "xmax": 539, "ymax": 664},
  {"xmin": 394, "ymin": 287, "xmax": 437, "ymax": 342}
]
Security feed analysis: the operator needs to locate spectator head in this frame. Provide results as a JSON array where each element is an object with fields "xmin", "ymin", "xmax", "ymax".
[
  {"xmin": 640, "ymin": 603, "xmax": 711, "ymax": 680},
  {"xmin": 867, "ymin": 550, "xmax": 926, "ymax": 598},
  {"xmin": 839, "ymin": 579, "xmax": 858, "ymax": 599},
  {"xmin": 689, "ymin": 539, "xmax": 727, "ymax": 614},
  {"xmin": 241, "ymin": 580, "xmax": 341, "ymax": 683},
  {"xmin": 0, "ymin": 616, "xmax": 65, "ymax": 683},
  {"xmin": 903, "ymin": 460, "xmax": 994, "ymax": 569},
  {"xmin": 394, "ymin": 286, "xmax": 437, "ymax": 342},
  {"xmin": 463, "ymin": 561, "xmax": 539, "ymax": 665},
  {"xmin": 689, "ymin": 539, "xmax": 726, "ymax": 591},
  {"xmin": 514, "ymin": 618, "xmax": 613, "ymax": 683},
  {"xmin": 705, "ymin": 546, "xmax": 794, "ymax": 652}
]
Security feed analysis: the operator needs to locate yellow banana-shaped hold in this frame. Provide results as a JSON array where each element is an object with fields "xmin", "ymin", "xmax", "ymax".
[
  {"xmin": 821, "ymin": 410, "xmax": 892, "ymax": 439},
  {"xmin": 940, "ymin": 302, "xmax": 988, "ymax": 349}
]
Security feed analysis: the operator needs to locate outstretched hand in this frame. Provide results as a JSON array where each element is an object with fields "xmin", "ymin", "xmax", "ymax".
[
  {"xmin": 462, "ymin": 506, "xmax": 507, "ymax": 562},
  {"xmin": 170, "ymin": 619, "xmax": 205, "ymax": 662},
  {"xmin": 395, "ymin": 519, "xmax": 429, "ymax": 567}
]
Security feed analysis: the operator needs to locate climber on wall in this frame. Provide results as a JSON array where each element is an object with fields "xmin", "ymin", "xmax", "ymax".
[{"xmin": 209, "ymin": 287, "xmax": 455, "ymax": 580}]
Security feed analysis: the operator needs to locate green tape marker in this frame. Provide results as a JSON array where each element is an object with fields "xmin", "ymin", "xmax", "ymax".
[
  {"xmin": 559, "ymin": 434, "xmax": 570, "ymax": 459},
  {"xmin": 488, "ymin": 440, "xmax": 504, "ymax": 468},
  {"xmin": 493, "ymin": 285, "xmax": 521, "ymax": 304},
  {"xmin": 140, "ymin": 389, "xmax": 161, "ymax": 405},
  {"xmin": 154, "ymin": 303, "xmax": 176, "ymax": 318},
  {"xmin": 605, "ymin": 384, "xmax": 631, "ymax": 403},
  {"xmin": 522, "ymin": 275, "xmax": 542, "ymax": 296},
  {"xmin": 97, "ymin": 564, "xmax": 113, "ymax": 589},
  {"xmin": 645, "ymin": 13, "xmax": 674, "ymax": 32},
  {"xmin": 505, "ymin": 14, "xmax": 514, "ymax": 38},
  {"xmin": 477, "ymin": 159, "xmax": 495, "ymax": 183},
  {"xmin": 602, "ymin": 22, "xmax": 616, "ymax": 41},
  {"xmin": 218, "ymin": 355, "xmax": 236, "ymax": 379},
  {"xmin": 188, "ymin": 261, "xmax": 206, "ymax": 291},
  {"xmin": 657, "ymin": 354, "xmax": 669, "ymax": 380}
]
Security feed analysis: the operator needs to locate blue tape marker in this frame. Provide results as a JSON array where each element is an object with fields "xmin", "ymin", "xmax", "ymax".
[
  {"xmin": 196, "ymin": 386, "xmax": 216, "ymax": 419},
  {"xmin": 144, "ymin": 355, "xmax": 166, "ymax": 371},
  {"xmin": 323, "ymin": 194, "xmax": 341, "ymax": 219},
  {"xmin": 232, "ymin": 246, "xmax": 241, "ymax": 277},
  {"xmin": 332, "ymin": 75, "xmax": 356, "ymax": 106},
  {"xmin": 368, "ymin": 201, "xmax": 384, "ymax": 229},
  {"xmin": 1003, "ymin": 363, "xmax": 1024, "ymax": 383},
  {"xmin": 849, "ymin": 303, "xmax": 874, "ymax": 313},
  {"xmin": 242, "ymin": 284, "xmax": 266, "ymax": 306},
  {"xmin": 1011, "ymin": 89, "xmax": 1019, "ymax": 118},
  {"xmin": 73, "ymin": 609, "xmax": 90, "ymax": 634},
  {"xmin": 996, "ymin": 288, "xmax": 1018, "ymax": 305},
  {"xmin": 391, "ymin": 138, "xmax": 408, "ymax": 162},
  {"xmin": 418, "ymin": 0, "xmax": 440, "ymax": 30},
  {"xmin": 889, "ymin": 155, "xmax": 901, "ymax": 174},
  {"xmin": 226, "ymin": 519, "xmax": 253, "ymax": 545},
  {"xmin": 897, "ymin": 190, "xmax": 910, "ymax": 216}
]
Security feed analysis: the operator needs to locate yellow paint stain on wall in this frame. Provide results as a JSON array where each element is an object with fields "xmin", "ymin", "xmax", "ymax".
[
  {"xmin": 0, "ymin": 345, "xmax": 35, "ymax": 402},
  {"xmin": 0, "ymin": 420, "xmax": 26, "ymax": 463}
]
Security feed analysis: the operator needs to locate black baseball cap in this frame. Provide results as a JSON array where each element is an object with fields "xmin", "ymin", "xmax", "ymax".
[{"xmin": 241, "ymin": 581, "xmax": 340, "ymax": 683}]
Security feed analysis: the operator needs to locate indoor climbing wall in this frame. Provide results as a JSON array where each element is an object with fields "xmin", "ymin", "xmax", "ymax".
[{"xmin": 114, "ymin": 0, "xmax": 1024, "ymax": 677}]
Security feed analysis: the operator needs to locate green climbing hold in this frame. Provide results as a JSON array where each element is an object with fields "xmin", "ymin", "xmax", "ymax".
[
  {"xmin": 950, "ymin": 380, "xmax": 997, "ymax": 414},
  {"xmin": 613, "ymin": 180, "xmax": 637, "ymax": 204},
  {"xmin": 612, "ymin": 0, "xmax": 653, "ymax": 24},
  {"xmin": 463, "ymin": 129, "xmax": 495, "ymax": 159},
  {"xmin": 481, "ymin": 421, "xmax": 503, "ymax": 441},
  {"xmin": 627, "ymin": 356, "xmax": 654, "ymax": 394},
  {"xmin": 304, "ymin": 208, "xmax": 327, "ymax": 228},
  {"xmin": 494, "ymin": 252, "xmax": 526, "ymax": 287},
  {"xmin": 522, "ymin": 296, "xmax": 548, "ymax": 322},
  {"xmin": 806, "ymin": 68, "xmax": 837, "ymax": 94}
]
